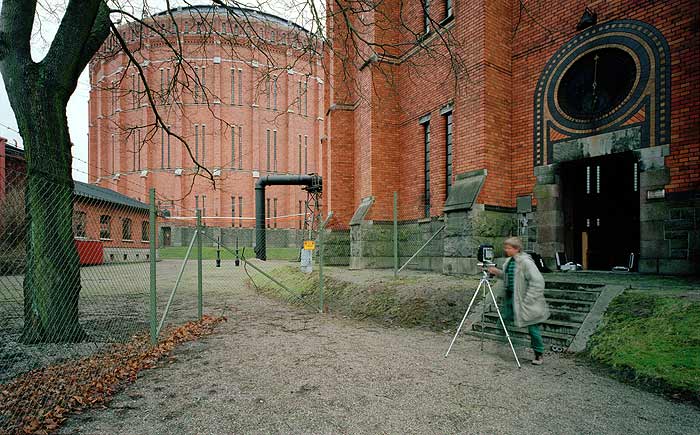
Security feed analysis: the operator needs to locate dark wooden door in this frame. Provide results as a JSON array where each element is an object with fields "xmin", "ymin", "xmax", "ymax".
[
  {"xmin": 161, "ymin": 227, "xmax": 172, "ymax": 247},
  {"xmin": 562, "ymin": 152, "xmax": 639, "ymax": 270}
]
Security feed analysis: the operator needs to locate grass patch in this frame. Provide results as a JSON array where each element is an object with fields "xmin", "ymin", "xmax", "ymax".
[
  {"xmin": 249, "ymin": 266, "xmax": 481, "ymax": 330},
  {"xmin": 587, "ymin": 290, "xmax": 700, "ymax": 402},
  {"xmin": 160, "ymin": 246, "xmax": 299, "ymax": 261}
]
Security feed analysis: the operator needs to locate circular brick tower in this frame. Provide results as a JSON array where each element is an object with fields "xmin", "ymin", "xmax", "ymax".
[{"xmin": 88, "ymin": 5, "xmax": 324, "ymax": 230}]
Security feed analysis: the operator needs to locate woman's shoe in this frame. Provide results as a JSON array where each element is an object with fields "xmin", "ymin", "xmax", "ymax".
[{"xmin": 531, "ymin": 354, "xmax": 544, "ymax": 365}]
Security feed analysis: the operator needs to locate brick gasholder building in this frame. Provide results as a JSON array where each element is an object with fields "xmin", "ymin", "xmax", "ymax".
[
  {"xmin": 324, "ymin": 0, "xmax": 699, "ymax": 274},
  {"xmin": 88, "ymin": 5, "xmax": 324, "ymax": 230}
]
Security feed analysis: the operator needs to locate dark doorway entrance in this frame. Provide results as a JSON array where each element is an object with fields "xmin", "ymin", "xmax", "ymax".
[
  {"xmin": 161, "ymin": 227, "xmax": 172, "ymax": 247},
  {"xmin": 561, "ymin": 152, "xmax": 640, "ymax": 270}
]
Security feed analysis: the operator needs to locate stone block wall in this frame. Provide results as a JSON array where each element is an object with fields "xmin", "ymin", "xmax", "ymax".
[{"xmin": 442, "ymin": 205, "xmax": 517, "ymax": 275}]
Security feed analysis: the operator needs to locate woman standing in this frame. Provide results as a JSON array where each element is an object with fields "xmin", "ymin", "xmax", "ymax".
[{"xmin": 488, "ymin": 237, "xmax": 550, "ymax": 365}]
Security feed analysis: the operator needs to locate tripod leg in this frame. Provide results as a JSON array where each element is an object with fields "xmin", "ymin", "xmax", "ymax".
[
  {"xmin": 485, "ymin": 280, "xmax": 521, "ymax": 368},
  {"xmin": 445, "ymin": 280, "xmax": 484, "ymax": 358},
  {"xmin": 480, "ymin": 281, "xmax": 486, "ymax": 352}
]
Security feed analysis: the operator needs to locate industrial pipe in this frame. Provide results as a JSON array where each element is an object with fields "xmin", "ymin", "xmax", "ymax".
[{"xmin": 255, "ymin": 174, "xmax": 322, "ymax": 260}]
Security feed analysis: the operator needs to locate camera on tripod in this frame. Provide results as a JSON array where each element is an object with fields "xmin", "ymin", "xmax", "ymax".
[{"xmin": 477, "ymin": 244, "xmax": 495, "ymax": 268}]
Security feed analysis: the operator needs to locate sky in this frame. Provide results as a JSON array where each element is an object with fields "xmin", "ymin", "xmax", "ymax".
[{"xmin": 0, "ymin": 0, "xmax": 317, "ymax": 182}]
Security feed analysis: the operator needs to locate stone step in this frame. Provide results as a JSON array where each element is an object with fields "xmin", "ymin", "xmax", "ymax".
[
  {"xmin": 545, "ymin": 297, "xmax": 594, "ymax": 313},
  {"xmin": 545, "ymin": 281, "xmax": 605, "ymax": 291},
  {"xmin": 472, "ymin": 323, "xmax": 572, "ymax": 347},
  {"xmin": 547, "ymin": 308, "xmax": 589, "ymax": 323},
  {"xmin": 544, "ymin": 288, "xmax": 600, "ymax": 302},
  {"xmin": 482, "ymin": 313, "xmax": 581, "ymax": 336}
]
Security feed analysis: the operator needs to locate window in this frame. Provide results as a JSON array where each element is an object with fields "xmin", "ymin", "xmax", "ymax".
[
  {"xmin": 238, "ymin": 69, "xmax": 243, "ymax": 105},
  {"xmin": 424, "ymin": 121, "xmax": 431, "ymax": 218},
  {"xmin": 166, "ymin": 125, "xmax": 171, "ymax": 168},
  {"xmin": 298, "ymin": 200, "xmax": 303, "ymax": 229},
  {"xmin": 166, "ymin": 68, "xmax": 172, "ymax": 103},
  {"xmin": 423, "ymin": 0, "xmax": 431, "ymax": 35},
  {"xmin": 273, "ymin": 198, "xmax": 278, "ymax": 228},
  {"xmin": 445, "ymin": 0, "xmax": 453, "ymax": 19},
  {"xmin": 195, "ymin": 124, "xmax": 199, "ymax": 161},
  {"xmin": 266, "ymin": 198, "xmax": 271, "ymax": 228},
  {"xmin": 160, "ymin": 68, "xmax": 164, "ymax": 104},
  {"xmin": 122, "ymin": 218, "xmax": 132, "ymax": 241},
  {"xmin": 231, "ymin": 196, "xmax": 236, "ymax": 227},
  {"xmin": 231, "ymin": 125, "xmax": 236, "ymax": 168},
  {"xmin": 194, "ymin": 66, "xmax": 199, "ymax": 103},
  {"xmin": 304, "ymin": 81, "xmax": 308, "ymax": 116},
  {"xmin": 137, "ymin": 128, "xmax": 141, "ymax": 171},
  {"xmin": 132, "ymin": 131, "xmax": 137, "ymax": 171},
  {"xmin": 131, "ymin": 74, "xmax": 137, "ymax": 108},
  {"xmin": 136, "ymin": 75, "xmax": 141, "ymax": 107},
  {"xmin": 297, "ymin": 81, "xmax": 302, "ymax": 112},
  {"xmin": 230, "ymin": 68, "xmax": 236, "ymax": 104},
  {"xmin": 111, "ymin": 134, "xmax": 115, "ymax": 174},
  {"xmin": 73, "ymin": 211, "xmax": 87, "ymax": 238},
  {"xmin": 304, "ymin": 135, "xmax": 308, "ymax": 174},
  {"xmin": 160, "ymin": 126, "xmax": 165, "ymax": 169},
  {"xmin": 445, "ymin": 112, "xmax": 453, "ymax": 198},
  {"xmin": 273, "ymin": 77, "xmax": 278, "ymax": 110},
  {"xmin": 202, "ymin": 124, "xmax": 206, "ymax": 164},
  {"xmin": 270, "ymin": 31, "xmax": 275, "ymax": 43},
  {"xmin": 195, "ymin": 194, "xmax": 199, "ymax": 211},
  {"xmin": 266, "ymin": 77, "xmax": 271, "ymax": 109},
  {"xmin": 238, "ymin": 126, "xmax": 243, "ymax": 169},
  {"xmin": 202, "ymin": 195, "xmax": 207, "ymax": 220},
  {"xmin": 238, "ymin": 196, "xmax": 243, "ymax": 227},
  {"xmin": 298, "ymin": 134, "xmax": 302, "ymax": 173},
  {"xmin": 141, "ymin": 221, "xmax": 149, "ymax": 242},
  {"xmin": 200, "ymin": 67, "xmax": 206, "ymax": 103},
  {"xmin": 266, "ymin": 129, "xmax": 271, "ymax": 171},
  {"xmin": 111, "ymin": 80, "xmax": 116, "ymax": 114},
  {"xmin": 273, "ymin": 130, "xmax": 277, "ymax": 172}
]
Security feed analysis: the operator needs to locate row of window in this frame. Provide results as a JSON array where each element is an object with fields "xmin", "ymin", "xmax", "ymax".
[
  {"xmin": 109, "ymin": 126, "xmax": 310, "ymax": 175},
  {"xmin": 73, "ymin": 211, "xmax": 149, "ymax": 242},
  {"xmin": 108, "ymin": 65, "xmax": 315, "ymax": 115},
  {"xmin": 421, "ymin": 109, "xmax": 453, "ymax": 218},
  {"xmin": 106, "ymin": 19, "xmax": 310, "ymax": 51}
]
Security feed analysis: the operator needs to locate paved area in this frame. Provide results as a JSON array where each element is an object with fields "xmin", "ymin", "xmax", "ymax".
[{"xmin": 59, "ymin": 266, "xmax": 700, "ymax": 435}]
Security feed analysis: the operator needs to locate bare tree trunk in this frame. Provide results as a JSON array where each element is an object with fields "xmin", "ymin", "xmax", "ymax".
[
  {"xmin": 19, "ymin": 88, "xmax": 85, "ymax": 343},
  {"xmin": 1, "ymin": 0, "xmax": 110, "ymax": 343}
]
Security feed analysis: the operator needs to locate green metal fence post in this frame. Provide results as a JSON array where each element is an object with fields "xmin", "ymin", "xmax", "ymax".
[
  {"xmin": 149, "ymin": 188, "xmax": 157, "ymax": 345},
  {"xmin": 319, "ymin": 227, "xmax": 324, "ymax": 313},
  {"xmin": 197, "ymin": 209, "xmax": 203, "ymax": 320},
  {"xmin": 393, "ymin": 191, "xmax": 398, "ymax": 278}
]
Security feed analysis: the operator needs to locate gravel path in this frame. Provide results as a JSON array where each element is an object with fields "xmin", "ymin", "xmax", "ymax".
[{"xmin": 59, "ymin": 275, "xmax": 700, "ymax": 435}]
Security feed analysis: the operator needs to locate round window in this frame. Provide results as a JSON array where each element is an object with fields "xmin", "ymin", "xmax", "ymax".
[{"xmin": 557, "ymin": 47, "xmax": 637, "ymax": 121}]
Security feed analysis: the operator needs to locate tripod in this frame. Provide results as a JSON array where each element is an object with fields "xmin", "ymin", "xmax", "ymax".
[{"xmin": 444, "ymin": 267, "xmax": 521, "ymax": 368}]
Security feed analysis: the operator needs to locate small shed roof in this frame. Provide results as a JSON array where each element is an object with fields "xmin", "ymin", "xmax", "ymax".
[{"xmin": 74, "ymin": 181, "xmax": 149, "ymax": 211}]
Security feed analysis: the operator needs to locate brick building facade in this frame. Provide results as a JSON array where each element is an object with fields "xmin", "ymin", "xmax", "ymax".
[
  {"xmin": 89, "ymin": 5, "xmax": 324, "ymax": 230},
  {"xmin": 325, "ymin": 1, "xmax": 699, "ymax": 273},
  {"xmin": 0, "ymin": 141, "xmax": 154, "ymax": 267}
]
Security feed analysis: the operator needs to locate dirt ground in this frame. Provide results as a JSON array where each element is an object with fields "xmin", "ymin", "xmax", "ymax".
[{"xmin": 58, "ymin": 261, "xmax": 700, "ymax": 435}]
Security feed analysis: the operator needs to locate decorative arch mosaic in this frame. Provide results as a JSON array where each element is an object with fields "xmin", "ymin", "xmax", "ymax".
[{"xmin": 533, "ymin": 20, "xmax": 670, "ymax": 166}]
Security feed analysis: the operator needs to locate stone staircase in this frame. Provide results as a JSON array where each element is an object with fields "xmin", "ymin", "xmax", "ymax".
[{"xmin": 470, "ymin": 281, "xmax": 605, "ymax": 349}]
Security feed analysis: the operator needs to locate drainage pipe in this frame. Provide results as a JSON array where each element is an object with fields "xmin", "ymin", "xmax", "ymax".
[{"xmin": 255, "ymin": 174, "xmax": 322, "ymax": 260}]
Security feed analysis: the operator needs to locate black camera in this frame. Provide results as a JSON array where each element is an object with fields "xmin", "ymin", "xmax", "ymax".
[{"xmin": 477, "ymin": 244, "xmax": 495, "ymax": 267}]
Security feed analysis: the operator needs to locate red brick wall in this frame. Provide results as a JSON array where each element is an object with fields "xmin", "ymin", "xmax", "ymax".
[
  {"xmin": 74, "ymin": 200, "xmax": 152, "ymax": 249},
  {"xmin": 327, "ymin": 0, "xmax": 700, "ymax": 223}
]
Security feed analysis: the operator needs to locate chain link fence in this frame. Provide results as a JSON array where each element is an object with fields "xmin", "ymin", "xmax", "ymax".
[
  {"xmin": 0, "ymin": 163, "xmax": 215, "ymax": 433},
  {"xmin": 0, "ymin": 166, "xmax": 156, "ymax": 384}
]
